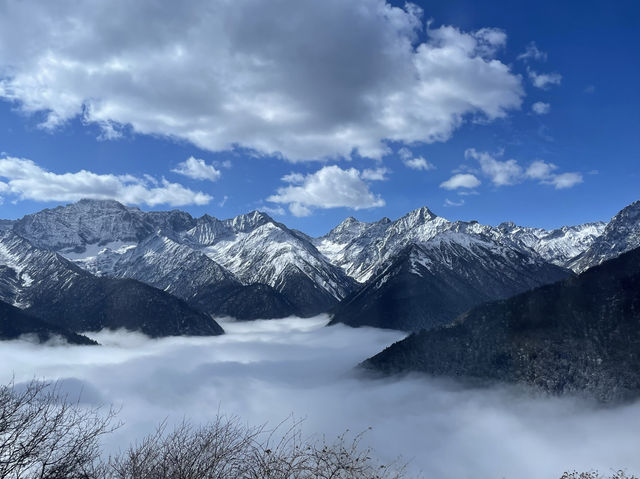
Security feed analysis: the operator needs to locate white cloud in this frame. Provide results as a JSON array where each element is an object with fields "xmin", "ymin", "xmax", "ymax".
[
  {"xmin": 528, "ymin": 69, "xmax": 562, "ymax": 89},
  {"xmin": 405, "ymin": 157, "xmax": 434, "ymax": 171},
  {"xmin": 464, "ymin": 151, "xmax": 583, "ymax": 190},
  {"xmin": 218, "ymin": 195, "xmax": 229, "ymax": 207},
  {"xmin": 398, "ymin": 148, "xmax": 435, "ymax": 171},
  {"xmin": 171, "ymin": 156, "xmax": 221, "ymax": 182},
  {"xmin": 360, "ymin": 167, "xmax": 390, "ymax": 181},
  {"xmin": 525, "ymin": 160, "xmax": 558, "ymax": 180},
  {"xmin": 546, "ymin": 172, "xmax": 583, "ymax": 189},
  {"xmin": 281, "ymin": 172, "xmax": 306, "ymax": 184},
  {"xmin": 465, "ymin": 148, "xmax": 522, "ymax": 186},
  {"xmin": 517, "ymin": 42, "xmax": 548, "ymax": 62},
  {"xmin": 267, "ymin": 165, "xmax": 385, "ymax": 216},
  {"xmin": 443, "ymin": 198, "xmax": 464, "ymax": 207},
  {"xmin": 526, "ymin": 159, "xmax": 583, "ymax": 189},
  {"xmin": 0, "ymin": 1, "xmax": 523, "ymax": 161},
  {"xmin": 0, "ymin": 156, "xmax": 212, "ymax": 206},
  {"xmin": 440, "ymin": 173, "xmax": 481, "ymax": 190},
  {"xmin": 531, "ymin": 102, "xmax": 551, "ymax": 115}
]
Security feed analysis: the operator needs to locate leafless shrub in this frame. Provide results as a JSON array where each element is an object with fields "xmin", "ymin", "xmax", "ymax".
[
  {"xmin": 105, "ymin": 417, "xmax": 409, "ymax": 479},
  {"xmin": 0, "ymin": 379, "xmax": 117, "ymax": 479}
]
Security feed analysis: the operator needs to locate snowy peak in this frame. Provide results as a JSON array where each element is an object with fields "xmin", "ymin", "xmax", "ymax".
[
  {"xmin": 570, "ymin": 201, "xmax": 640, "ymax": 272},
  {"xmin": 226, "ymin": 210, "xmax": 273, "ymax": 233},
  {"xmin": 494, "ymin": 220, "xmax": 606, "ymax": 266},
  {"xmin": 13, "ymin": 199, "xmax": 152, "ymax": 251},
  {"xmin": 400, "ymin": 206, "xmax": 439, "ymax": 225}
]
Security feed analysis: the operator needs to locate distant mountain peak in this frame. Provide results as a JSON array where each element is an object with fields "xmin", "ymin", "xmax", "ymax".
[
  {"xmin": 404, "ymin": 206, "xmax": 438, "ymax": 222},
  {"xmin": 228, "ymin": 210, "xmax": 273, "ymax": 232}
]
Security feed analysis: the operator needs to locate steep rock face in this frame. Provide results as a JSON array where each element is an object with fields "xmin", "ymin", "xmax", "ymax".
[
  {"xmin": 363, "ymin": 246, "xmax": 640, "ymax": 403},
  {"xmin": 0, "ymin": 232, "xmax": 224, "ymax": 337},
  {"xmin": 0, "ymin": 231, "xmax": 85, "ymax": 308},
  {"xmin": 329, "ymin": 233, "xmax": 570, "ymax": 332},
  {"xmin": 570, "ymin": 201, "xmax": 640, "ymax": 273},
  {"xmin": 0, "ymin": 300, "xmax": 96, "ymax": 345}
]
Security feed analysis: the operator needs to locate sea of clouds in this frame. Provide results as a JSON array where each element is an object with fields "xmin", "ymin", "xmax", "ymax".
[{"xmin": 1, "ymin": 315, "xmax": 639, "ymax": 478}]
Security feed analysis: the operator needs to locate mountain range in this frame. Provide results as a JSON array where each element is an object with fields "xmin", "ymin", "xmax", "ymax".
[
  {"xmin": 1, "ymin": 198, "xmax": 639, "ymax": 345},
  {"xmin": 362, "ymin": 244, "xmax": 640, "ymax": 403}
]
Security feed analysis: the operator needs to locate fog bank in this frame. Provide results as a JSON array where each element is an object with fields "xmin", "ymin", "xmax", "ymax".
[{"xmin": 1, "ymin": 316, "xmax": 639, "ymax": 478}]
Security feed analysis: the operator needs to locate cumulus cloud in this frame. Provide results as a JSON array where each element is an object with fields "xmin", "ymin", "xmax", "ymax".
[
  {"xmin": 517, "ymin": 42, "xmax": 548, "ymax": 62},
  {"xmin": 1, "ymin": 318, "xmax": 640, "ymax": 479},
  {"xmin": 528, "ymin": 69, "xmax": 562, "ymax": 89},
  {"xmin": 525, "ymin": 160, "xmax": 558, "ymax": 180},
  {"xmin": 0, "ymin": 156, "xmax": 212, "ymax": 206},
  {"xmin": 532, "ymin": 101, "xmax": 551, "ymax": 115},
  {"xmin": 0, "ymin": 1, "xmax": 523, "ymax": 161},
  {"xmin": 398, "ymin": 148, "xmax": 435, "ymax": 171},
  {"xmin": 465, "ymin": 150, "xmax": 583, "ymax": 190},
  {"xmin": 465, "ymin": 148, "xmax": 523, "ymax": 186},
  {"xmin": 267, "ymin": 165, "xmax": 385, "ymax": 216},
  {"xmin": 440, "ymin": 173, "xmax": 481, "ymax": 190},
  {"xmin": 171, "ymin": 156, "xmax": 221, "ymax": 182}
]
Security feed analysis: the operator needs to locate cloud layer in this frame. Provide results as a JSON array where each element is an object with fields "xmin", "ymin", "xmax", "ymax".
[
  {"xmin": 0, "ymin": 156, "xmax": 212, "ymax": 206},
  {"xmin": 0, "ymin": 0, "xmax": 523, "ymax": 161},
  {"xmin": 268, "ymin": 165, "xmax": 385, "ymax": 216},
  {"xmin": 1, "ymin": 317, "xmax": 640, "ymax": 479}
]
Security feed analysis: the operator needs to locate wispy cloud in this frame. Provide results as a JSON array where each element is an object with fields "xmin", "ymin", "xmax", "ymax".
[
  {"xmin": 531, "ymin": 102, "xmax": 551, "ymax": 115},
  {"xmin": 517, "ymin": 41, "xmax": 548, "ymax": 62},
  {"xmin": 465, "ymin": 149, "xmax": 583, "ymax": 189},
  {"xmin": 398, "ymin": 148, "xmax": 435, "ymax": 171},
  {"xmin": 528, "ymin": 69, "xmax": 562, "ymax": 89}
]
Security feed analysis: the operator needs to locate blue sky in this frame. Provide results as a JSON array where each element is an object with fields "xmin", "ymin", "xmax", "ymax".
[{"xmin": 0, "ymin": 0, "xmax": 638, "ymax": 236}]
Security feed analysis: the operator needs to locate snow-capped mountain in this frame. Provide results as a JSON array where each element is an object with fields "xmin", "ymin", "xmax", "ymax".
[
  {"xmin": 0, "ymin": 230, "xmax": 223, "ymax": 337},
  {"xmin": 569, "ymin": 201, "xmax": 640, "ymax": 273},
  {"xmin": 328, "ymin": 230, "xmax": 571, "ymax": 331},
  {"xmin": 495, "ymin": 221, "xmax": 606, "ymax": 267},
  {"xmin": 3, "ymin": 198, "xmax": 638, "ymax": 329},
  {"xmin": 189, "ymin": 213, "xmax": 356, "ymax": 315},
  {"xmin": 316, "ymin": 206, "xmax": 603, "ymax": 282},
  {"xmin": 10, "ymin": 200, "xmax": 356, "ymax": 317},
  {"xmin": 316, "ymin": 207, "xmax": 450, "ymax": 282},
  {"xmin": 13, "ymin": 199, "xmax": 156, "ymax": 251},
  {"xmin": 73, "ymin": 233, "xmax": 239, "ymax": 300}
]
